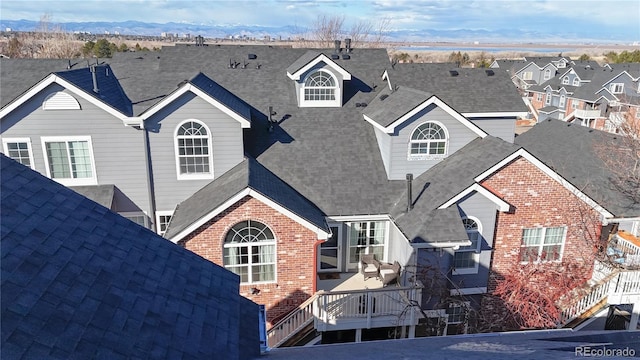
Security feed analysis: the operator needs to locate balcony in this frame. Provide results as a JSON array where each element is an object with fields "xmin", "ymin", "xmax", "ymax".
[{"xmin": 573, "ymin": 108, "xmax": 602, "ymax": 119}]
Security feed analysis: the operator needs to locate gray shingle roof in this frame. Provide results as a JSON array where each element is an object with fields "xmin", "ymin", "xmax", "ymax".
[
  {"xmin": 385, "ymin": 63, "xmax": 527, "ymax": 114},
  {"xmin": 0, "ymin": 155, "xmax": 259, "ymax": 359},
  {"xmin": 363, "ymin": 86, "xmax": 432, "ymax": 127},
  {"xmin": 69, "ymin": 185, "xmax": 115, "ymax": 209},
  {"xmin": 188, "ymin": 72, "xmax": 252, "ymax": 121},
  {"xmin": 165, "ymin": 157, "xmax": 328, "ymax": 239},
  {"xmin": 392, "ymin": 136, "xmax": 521, "ymax": 243},
  {"xmin": 515, "ymin": 119, "xmax": 640, "ymax": 217}
]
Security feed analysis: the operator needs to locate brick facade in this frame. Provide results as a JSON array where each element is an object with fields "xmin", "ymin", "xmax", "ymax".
[
  {"xmin": 479, "ymin": 157, "xmax": 602, "ymax": 328},
  {"xmin": 179, "ymin": 195, "xmax": 318, "ymax": 327}
]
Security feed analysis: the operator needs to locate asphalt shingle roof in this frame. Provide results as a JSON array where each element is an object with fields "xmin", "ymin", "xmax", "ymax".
[
  {"xmin": 69, "ymin": 185, "xmax": 116, "ymax": 209},
  {"xmin": 363, "ymin": 85, "xmax": 432, "ymax": 127},
  {"xmin": 515, "ymin": 119, "xmax": 640, "ymax": 217},
  {"xmin": 0, "ymin": 155, "xmax": 259, "ymax": 359}
]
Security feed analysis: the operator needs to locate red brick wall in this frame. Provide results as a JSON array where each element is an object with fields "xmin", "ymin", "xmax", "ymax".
[
  {"xmin": 180, "ymin": 195, "xmax": 317, "ymax": 327},
  {"xmin": 530, "ymin": 92, "xmax": 544, "ymax": 110},
  {"xmin": 479, "ymin": 157, "xmax": 602, "ymax": 328}
]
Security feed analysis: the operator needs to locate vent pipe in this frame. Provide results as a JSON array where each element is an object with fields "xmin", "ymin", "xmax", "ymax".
[
  {"xmin": 334, "ymin": 40, "xmax": 341, "ymax": 53},
  {"xmin": 406, "ymin": 173, "xmax": 413, "ymax": 212},
  {"xmin": 90, "ymin": 65, "xmax": 99, "ymax": 93},
  {"xmin": 344, "ymin": 38, "xmax": 352, "ymax": 53}
]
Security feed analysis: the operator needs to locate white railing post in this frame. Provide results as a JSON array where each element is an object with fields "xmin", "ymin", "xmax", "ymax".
[{"xmin": 366, "ymin": 291, "xmax": 373, "ymax": 329}]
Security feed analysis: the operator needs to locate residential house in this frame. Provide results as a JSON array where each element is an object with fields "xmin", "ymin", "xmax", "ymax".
[
  {"xmin": 0, "ymin": 155, "xmax": 262, "ymax": 359},
  {"xmin": 1, "ymin": 44, "xmax": 638, "ymax": 346},
  {"xmin": 493, "ymin": 56, "xmax": 570, "ymax": 90}
]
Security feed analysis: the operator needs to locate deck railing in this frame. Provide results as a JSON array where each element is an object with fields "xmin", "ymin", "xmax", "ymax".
[{"xmin": 267, "ymin": 294, "xmax": 318, "ymax": 348}]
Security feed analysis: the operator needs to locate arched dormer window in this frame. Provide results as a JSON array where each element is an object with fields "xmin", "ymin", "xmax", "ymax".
[
  {"xmin": 562, "ymin": 76, "xmax": 570, "ymax": 85},
  {"xmin": 543, "ymin": 68, "xmax": 551, "ymax": 80},
  {"xmin": 453, "ymin": 217, "xmax": 482, "ymax": 274},
  {"xmin": 174, "ymin": 120, "xmax": 213, "ymax": 180},
  {"xmin": 573, "ymin": 78, "xmax": 580, "ymax": 86},
  {"xmin": 301, "ymin": 69, "xmax": 340, "ymax": 107},
  {"xmin": 224, "ymin": 220, "xmax": 276, "ymax": 284},
  {"xmin": 408, "ymin": 121, "xmax": 449, "ymax": 159}
]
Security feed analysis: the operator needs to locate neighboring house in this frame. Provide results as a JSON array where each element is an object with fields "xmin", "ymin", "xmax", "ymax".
[
  {"xmin": 1, "ymin": 44, "xmax": 637, "ymax": 346},
  {"xmin": 0, "ymin": 155, "xmax": 261, "ymax": 359}
]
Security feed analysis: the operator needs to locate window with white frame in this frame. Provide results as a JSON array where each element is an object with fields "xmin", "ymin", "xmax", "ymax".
[
  {"xmin": 543, "ymin": 69, "xmax": 551, "ymax": 80},
  {"xmin": 559, "ymin": 94, "xmax": 566, "ymax": 108},
  {"xmin": 41, "ymin": 136, "xmax": 97, "ymax": 186},
  {"xmin": 348, "ymin": 221, "xmax": 387, "ymax": 264},
  {"xmin": 2, "ymin": 138, "xmax": 35, "ymax": 169},
  {"xmin": 520, "ymin": 226, "xmax": 566, "ymax": 262},
  {"xmin": 453, "ymin": 218, "xmax": 481, "ymax": 274},
  {"xmin": 446, "ymin": 301, "xmax": 469, "ymax": 335},
  {"xmin": 223, "ymin": 220, "xmax": 276, "ymax": 284},
  {"xmin": 120, "ymin": 212, "xmax": 149, "ymax": 228},
  {"xmin": 572, "ymin": 100, "xmax": 579, "ymax": 109},
  {"xmin": 409, "ymin": 122, "xmax": 448, "ymax": 159},
  {"xmin": 536, "ymin": 93, "xmax": 543, "ymax": 102},
  {"xmin": 609, "ymin": 83, "xmax": 624, "ymax": 94},
  {"xmin": 521, "ymin": 71, "xmax": 533, "ymax": 81},
  {"xmin": 545, "ymin": 92, "xmax": 551, "ymax": 105},
  {"xmin": 562, "ymin": 77, "xmax": 569, "ymax": 85},
  {"xmin": 573, "ymin": 78, "xmax": 580, "ymax": 86},
  {"xmin": 300, "ymin": 69, "xmax": 342, "ymax": 107},
  {"xmin": 156, "ymin": 211, "xmax": 174, "ymax": 236},
  {"xmin": 175, "ymin": 120, "xmax": 213, "ymax": 180}
]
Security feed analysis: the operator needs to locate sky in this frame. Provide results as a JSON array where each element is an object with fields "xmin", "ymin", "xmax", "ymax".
[{"xmin": 1, "ymin": 0, "xmax": 640, "ymax": 41}]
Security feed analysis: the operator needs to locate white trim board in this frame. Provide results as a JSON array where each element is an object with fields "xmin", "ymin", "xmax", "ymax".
[
  {"xmin": 438, "ymin": 183, "xmax": 511, "ymax": 212},
  {"xmin": 169, "ymin": 188, "xmax": 330, "ymax": 243},
  {"xmin": 286, "ymin": 53, "xmax": 351, "ymax": 81}
]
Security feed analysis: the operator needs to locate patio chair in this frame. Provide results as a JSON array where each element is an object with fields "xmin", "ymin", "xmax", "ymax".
[
  {"xmin": 380, "ymin": 261, "xmax": 400, "ymax": 285},
  {"xmin": 360, "ymin": 254, "xmax": 380, "ymax": 281}
]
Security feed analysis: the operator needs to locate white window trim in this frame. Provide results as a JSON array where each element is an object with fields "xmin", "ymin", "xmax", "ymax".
[
  {"xmin": 521, "ymin": 71, "xmax": 533, "ymax": 81},
  {"xmin": 572, "ymin": 100, "xmax": 579, "ymax": 109},
  {"xmin": 224, "ymin": 220, "xmax": 278, "ymax": 285},
  {"xmin": 2, "ymin": 137, "xmax": 35, "ymax": 169},
  {"xmin": 559, "ymin": 94, "xmax": 566, "ymax": 108},
  {"xmin": 299, "ymin": 69, "xmax": 341, "ymax": 108},
  {"xmin": 520, "ymin": 226, "xmax": 567, "ymax": 264},
  {"xmin": 446, "ymin": 301, "xmax": 470, "ymax": 335},
  {"xmin": 452, "ymin": 216, "xmax": 482, "ymax": 275},
  {"xmin": 42, "ymin": 91, "xmax": 81, "ymax": 110},
  {"xmin": 573, "ymin": 78, "xmax": 580, "ymax": 86},
  {"xmin": 347, "ymin": 220, "xmax": 390, "ymax": 269},
  {"xmin": 543, "ymin": 69, "xmax": 551, "ymax": 80},
  {"xmin": 318, "ymin": 223, "xmax": 343, "ymax": 273},
  {"xmin": 609, "ymin": 83, "xmax": 624, "ymax": 94},
  {"xmin": 545, "ymin": 93, "xmax": 551, "ymax": 105},
  {"xmin": 562, "ymin": 77, "xmax": 570, "ymax": 85},
  {"xmin": 40, "ymin": 136, "xmax": 98, "ymax": 186},
  {"xmin": 174, "ymin": 119, "xmax": 214, "ymax": 181},
  {"xmin": 536, "ymin": 93, "xmax": 543, "ymax": 102},
  {"xmin": 407, "ymin": 121, "xmax": 449, "ymax": 160},
  {"xmin": 155, "ymin": 210, "xmax": 174, "ymax": 236},
  {"xmin": 119, "ymin": 211, "xmax": 150, "ymax": 228}
]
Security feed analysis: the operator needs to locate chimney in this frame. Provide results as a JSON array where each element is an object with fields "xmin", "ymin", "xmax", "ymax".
[
  {"xmin": 90, "ymin": 65, "xmax": 99, "ymax": 93},
  {"xmin": 344, "ymin": 38, "xmax": 351, "ymax": 53},
  {"xmin": 406, "ymin": 173, "xmax": 413, "ymax": 212},
  {"xmin": 334, "ymin": 40, "xmax": 341, "ymax": 53}
]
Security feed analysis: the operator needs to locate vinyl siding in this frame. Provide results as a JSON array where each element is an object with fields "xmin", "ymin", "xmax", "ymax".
[
  {"xmin": 387, "ymin": 105, "xmax": 480, "ymax": 180},
  {"xmin": 470, "ymin": 118, "xmax": 515, "ymax": 143},
  {"xmin": 145, "ymin": 92, "xmax": 244, "ymax": 211},
  {"xmin": 451, "ymin": 192, "xmax": 499, "ymax": 289},
  {"xmin": 373, "ymin": 126, "xmax": 392, "ymax": 178},
  {"xmin": 0, "ymin": 84, "xmax": 151, "ymax": 216}
]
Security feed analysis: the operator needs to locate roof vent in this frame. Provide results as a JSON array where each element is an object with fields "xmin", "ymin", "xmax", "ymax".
[
  {"xmin": 334, "ymin": 40, "xmax": 341, "ymax": 53},
  {"xmin": 248, "ymin": 53, "xmax": 257, "ymax": 60},
  {"xmin": 485, "ymin": 69, "xmax": 494, "ymax": 76},
  {"xmin": 331, "ymin": 54, "xmax": 340, "ymax": 60},
  {"xmin": 379, "ymin": 94, "xmax": 389, "ymax": 101},
  {"xmin": 90, "ymin": 65, "xmax": 99, "ymax": 93},
  {"xmin": 449, "ymin": 70, "xmax": 459, "ymax": 77},
  {"xmin": 344, "ymin": 38, "xmax": 352, "ymax": 53},
  {"xmin": 342, "ymin": 54, "xmax": 350, "ymax": 60}
]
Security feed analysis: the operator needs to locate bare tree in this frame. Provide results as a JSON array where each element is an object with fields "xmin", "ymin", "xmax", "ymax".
[{"xmin": 301, "ymin": 15, "xmax": 390, "ymax": 49}]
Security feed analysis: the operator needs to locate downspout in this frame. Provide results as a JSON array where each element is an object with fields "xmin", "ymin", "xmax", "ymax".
[{"xmin": 143, "ymin": 127, "xmax": 158, "ymax": 233}]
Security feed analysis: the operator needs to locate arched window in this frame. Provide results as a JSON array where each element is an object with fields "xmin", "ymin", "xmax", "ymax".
[
  {"xmin": 460, "ymin": 218, "xmax": 481, "ymax": 251},
  {"xmin": 562, "ymin": 76, "xmax": 569, "ymax": 85},
  {"xmin": 573, "ymin": 78, "xmax": 580, "ymax": 86},
  {"xmin": 303, "ymin": 70, "xmax": 337, "ymax": 101},
  {"xmin": 223, "ymin": 220, "xmax": 276, "ymax": 283},
  {"xmin": 174, "ymin": 120, "xmax": 212, "ymax": 179},
  {"xmin": 543, "ymin": 68, "xmax": 551, "ymax": 80},
  {"xmin": 409, "ymin": 122, "xmax": 448, "ymax": 158}
]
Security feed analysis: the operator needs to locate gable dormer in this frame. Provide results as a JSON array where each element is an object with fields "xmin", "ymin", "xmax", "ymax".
[{"xmin": 286, "ymin": 51, "xmax": 351, "ymax": 107}]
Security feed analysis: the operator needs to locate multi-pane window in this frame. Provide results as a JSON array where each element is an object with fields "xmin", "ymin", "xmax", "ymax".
[
  {"xmin": 453, "ymin": 218, "xmax": 481, "ymax": 272},
  {"xmin": 521, "ymin": 226, "xmax": 566, "ymax": 262},
  {"xmin": 562, "ymin": 77, "xmax": 569, "ymax": 85},
  {"xmin": 559, "ymin": 95, "xmax": 566, "ymax": 107},
  {"xmin": 175, "ymin": 120, "xmax": 212, "ymax": 179},
  {"xmin": 348, "ymin": 221, "xmax": 387, "ymax": 264},
  {"xmin": 446, "ymin": 302, "xmax": 469, "ymax": 335},
  {"xmin": 409, "ymin": 122, "xmax": 448, "ymax": 157},
  {"xmin": 543, "ymin": 69, "xmax": 551, "ymax": 80},
  {"xmin": 303, "ymin": 70, "xmax": 336, "ymax": 101},
  {"xmin": 156, "ymin": 212, "xmax": 173, "ymax": 236},
  {"xmin": 223, "ymin": 220, "xmax": 276, "ymax": 284},
  {"xmin": 42, "ymin": 137, "xmax": 96, "ymax": 185},
  {"xmin": 545, "ymin": 92, "xmax": 551, "ymax": 105},
  {"xmin": 536, "ymin": 93, "xmax": 543, "ymax": 102},
  {"xmin": 2, "ymin": 139, "xmax": 34, "ymax": 168},
  {"xmin": 609, "ymin": 83, "xmax": 624, "ymax": 94},
  {"xmin": 522, "ymin": 72, "xmax": 533, "ymax": 81},
  {"xmin": 573, "ymin": 78, "xmax": 580, "ymax": 86}
]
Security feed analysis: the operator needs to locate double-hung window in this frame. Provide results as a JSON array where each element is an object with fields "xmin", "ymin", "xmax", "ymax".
[
  {"xmin": 520, "ymin": 226, "xmax": 566, "ymax": 262},
  {"xmin": 453, "ymin": 218, "xmax": 481, "ymax": 274},
  {"xmin": 562, "ymin": 77, "xmax": 570, "ymax": 85},
  {"xmin": 409, "ymin": 122, "xmax": 448, "ymax": 159},
  {"xmin": 223, "ymin": 220, "xmax": 276, "ymax": 284},
  {"xmin": 41, "ymin": 136, "xmax": 97, "ymax": 186},
  {"xmin": 175, "ymin": 120, "xmax": 213, "ymax": 180},
  {"xmin": 156, "ymin": 211, "xmax": 174, "ymax": 236},
  {"xmin": 2, "ymin": 138, "xmax": 35, "ymax": 169},
  {"xmin": 609, "ymin": 83, "xmax": 624, "ymax": 94},
  {"xmin": 446, "ymin": 302, "xmax": 469, "ymax": 335}
]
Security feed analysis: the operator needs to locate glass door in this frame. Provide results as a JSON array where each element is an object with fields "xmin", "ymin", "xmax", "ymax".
[
  {"xmin": 347, "ymin": 221, "xmax": 386, "ymax": 270},
  {"xmin": 318, "ymin": 225, "xmax": 341, "ymax": 272}
]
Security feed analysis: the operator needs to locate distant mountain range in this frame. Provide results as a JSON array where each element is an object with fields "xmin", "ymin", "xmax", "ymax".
[{"xmin": 0, "ymin": 19, "xmax": 633, "ymax": 44}]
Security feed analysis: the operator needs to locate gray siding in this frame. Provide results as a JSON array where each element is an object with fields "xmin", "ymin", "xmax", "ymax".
[
  {"xmin": 0, "ymin": 84, "xmax": 151, "ymax": 216},
  {"xmin": 294, "ymin": 63, "xmax": 346, "ymax": 106},
  {"xmin": 470, "ymin": 118, "xmax": 515, "ymax": 143},
  {"xmin": 450, "ymin": 192, "xmax": 499, "ymax": 289},
  {"xmin": 145, "ymin": 92, "xmax": 244, "ymax": 212},
  {"xmin": 387, "ymin": 104, "xmax": 480, "ymax": 180},
  {"xmin": 373, "ymin": 126, "xmax": 392, "ymax": 177},
  {"xmin": 517, "ymin": 63, "xmax": 543, "ymax": 84}
]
